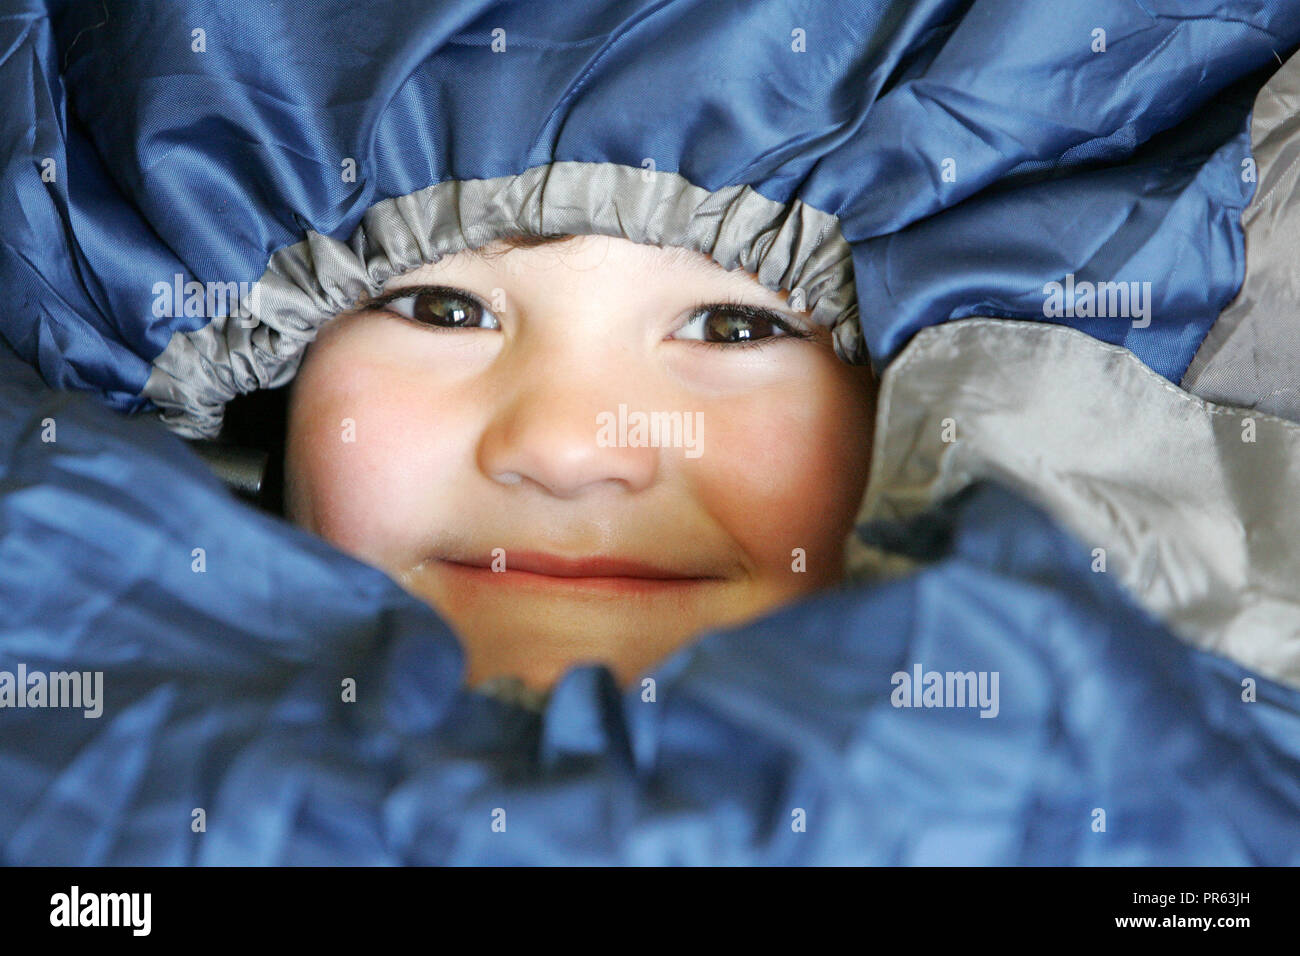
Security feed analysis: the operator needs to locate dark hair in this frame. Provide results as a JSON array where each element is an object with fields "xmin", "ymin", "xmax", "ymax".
[
  {"xmin": 466, "ymin": 229, "xmax": 579, "ymax": 258},
  {"xmin": 212, "ymin": 383, "xmax": 288, "ymax": 515}
]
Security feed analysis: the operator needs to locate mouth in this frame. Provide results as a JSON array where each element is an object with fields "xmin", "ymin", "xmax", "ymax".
[{"xmin": 433, "ymin": 550, "xmax": 725, "ymax": 595}]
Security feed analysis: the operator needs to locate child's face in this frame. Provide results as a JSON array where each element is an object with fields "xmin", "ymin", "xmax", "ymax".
[{"xmin": 285, "ymin": 235, "xmax": 876, "ymax": 690}]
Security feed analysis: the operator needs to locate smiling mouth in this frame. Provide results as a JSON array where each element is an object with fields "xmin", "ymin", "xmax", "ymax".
[{"xmin": 434, "ymin": 550, "xmax": 725, "ymax": 594}]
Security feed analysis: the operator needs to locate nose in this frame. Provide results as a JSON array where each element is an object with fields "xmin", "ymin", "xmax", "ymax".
[{"xmin": 477, "ymin": 364, "xmax": 661, "ymax": 499}]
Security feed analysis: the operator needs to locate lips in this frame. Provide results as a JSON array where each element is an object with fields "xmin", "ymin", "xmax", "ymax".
[{"xmin": 444, "ymin": 550, "xmax": 715, "ymax": 580}]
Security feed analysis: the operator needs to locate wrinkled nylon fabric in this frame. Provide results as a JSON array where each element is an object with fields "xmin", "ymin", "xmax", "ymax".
[
  {"xmin": 1, "ymin": 1, "xmax": 1297, "ymax": 435},
  {"xmin": 2, "ymin": 339, "xmax": 1298, "ymax": 865}
]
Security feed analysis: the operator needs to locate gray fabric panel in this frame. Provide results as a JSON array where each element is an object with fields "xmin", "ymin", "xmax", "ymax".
[
  {"xmin": 848, "ymin": 317, "xmax": 1300, "ymax": 690},
  {"xmin": 1180, "ymin": 46, "xmax": 1300, "ymax": 419},
  {"xmin": 144, "ymin": 162, "xmax": 861, "ymax": 439}
]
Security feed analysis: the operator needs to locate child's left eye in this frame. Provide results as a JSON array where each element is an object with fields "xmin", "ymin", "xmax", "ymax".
[
  {"xmin": 373, "ymin": 287, "xmax": 501, "ymax": 330},
  {"xmin": 671, "ymin": 305, "xmax": 812, "ymax": 347}
]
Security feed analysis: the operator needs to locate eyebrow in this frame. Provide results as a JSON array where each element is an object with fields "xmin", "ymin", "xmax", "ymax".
[{"xmin": 652, "ymin": 246, "xmax": 809, "ymax": 312}]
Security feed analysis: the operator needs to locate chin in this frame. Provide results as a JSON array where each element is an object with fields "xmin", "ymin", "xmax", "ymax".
[{"xmin": 457, "ymin": 617, "xmax": 699, "ymax": 692}]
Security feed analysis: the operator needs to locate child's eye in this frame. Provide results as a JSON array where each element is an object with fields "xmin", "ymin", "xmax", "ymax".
[
  {"xmin": 671, "ymin": 304, "xmax": 814, "ymax": 347},
  {"xmin": 372, "ymin": 287, "xmax": 501, "ymax": 330}
]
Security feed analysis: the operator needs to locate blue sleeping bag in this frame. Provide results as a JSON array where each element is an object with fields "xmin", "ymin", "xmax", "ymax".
[
  {"xmin": 2, "ymin": 0, "xmax": 1300, "ymax": 864},
  {"xmin": 5, "ymin": 335, "xmax": 1298, "ymax": 865}
]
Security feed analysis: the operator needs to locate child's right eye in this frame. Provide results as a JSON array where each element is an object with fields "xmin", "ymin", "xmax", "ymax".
[{"xmin": 371, "ymin": 286, "xmax": 502, "ymax": 330}]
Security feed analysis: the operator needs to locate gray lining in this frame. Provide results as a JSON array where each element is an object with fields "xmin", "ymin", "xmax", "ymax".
[
  {"xmin": 850, "ymin": 316, "xmax": 1300, "ymax": 690},
  {"xmin": 144, "ymin": 161, "xmax": 862, "ymax": 439},
  {"xmin": 1180, "ymin": 46, "xmax": 1300, "ymax": 421}
]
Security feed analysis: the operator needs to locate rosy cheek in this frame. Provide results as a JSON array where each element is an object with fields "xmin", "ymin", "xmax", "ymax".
[
  {"xmin": 697, "ymin": 405, "xmax": 811, "ymax": 558},
  {"xmin": 694, "ymin": 370, "xmax": 871, "ymax": 583},
  {"xmin": 287, "ymin": 358, "xmax": 463, "ymax": 569}
]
